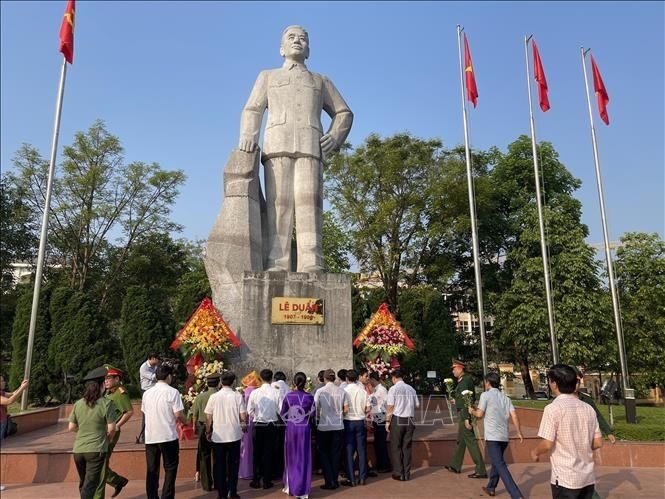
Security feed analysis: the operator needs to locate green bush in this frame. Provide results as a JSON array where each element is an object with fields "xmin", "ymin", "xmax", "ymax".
[
  {"xmin": 119, "ymin": 285, "xmax": 173, "ymax": 386},
  {"xmin": 9, "ymin": 284, "xmax": 54, "ymax": 405},
  {"xmin": 48, "ymin": 288, "xmax": 121, "ymax": 400},
  {"xmin": 397, "ymin": 286, "xmax": 457, "ymax": 384}
]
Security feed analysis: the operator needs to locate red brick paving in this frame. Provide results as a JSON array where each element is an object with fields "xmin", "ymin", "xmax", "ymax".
[{"xmin": 1, "ymin": 464, "xmax": 663, "ymax": 498}]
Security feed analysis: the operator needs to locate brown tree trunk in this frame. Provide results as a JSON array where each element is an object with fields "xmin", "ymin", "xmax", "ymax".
[{"xmin": 517, "ymin": 352, "xmax": 535, "ymax": 398}]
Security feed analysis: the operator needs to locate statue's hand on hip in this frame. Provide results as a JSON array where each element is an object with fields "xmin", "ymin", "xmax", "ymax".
[
  {"xmin": 239, "ymin": 138, "xmax": 257, "ymax": 152},
  {"xmin": 320, "ymin": 133, "xmax": 338, "ymax": 155}
]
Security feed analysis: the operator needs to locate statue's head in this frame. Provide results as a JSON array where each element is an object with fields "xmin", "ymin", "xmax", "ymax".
[{"xmin": 280, "ymin": 25, "xmax": 309, "ymax": 61}]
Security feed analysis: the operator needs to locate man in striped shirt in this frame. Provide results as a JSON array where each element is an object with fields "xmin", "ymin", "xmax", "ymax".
[{"xmin": 531, "ymin": 364, "xmax": 603, "ymax": 499}]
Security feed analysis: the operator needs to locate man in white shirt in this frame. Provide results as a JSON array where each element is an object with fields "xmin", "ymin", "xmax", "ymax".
[
  {"xmin": 141, "ymin": 364, "xmax": 187, "ymax": 499},
  {"xmin": 136, "ymin": 351, "xmax": 161, "ymax": 444},
  {"xmin": 314, "ymin": 369, "xmax": 348, "ymax": 490},
  {"xmin": 369, "ymin": 372, "xmax": 391, "ymax": 473},
  {"xmin": 386, "ymin": 369, "xmax": 419, "ymax": 482},
  {"xmin": 205, "ymin": 371, "xmax": 247, "ymax": 499},
  {"xmin": 342, "ymin": 369, "xmax": 370, "ymax": 486},
  {"xmin": 271, "ymin": 371, "xmax": 291, "ymax": 480},
  {"xmin": 247, "ymin": 369, "xmax": 281, "ymax": 490},
  {"xmin": 337, "ymin": 369, "xmax": 348, "ymax": 390},
  {"xmin": 532, "ymin": 364, "xmax": 602, "ymax": 499}
]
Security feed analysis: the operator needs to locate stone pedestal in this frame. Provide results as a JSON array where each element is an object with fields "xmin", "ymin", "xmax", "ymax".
[{"xmin": 221, "ymin": 271, "xmax": 353, "ymax": 377}]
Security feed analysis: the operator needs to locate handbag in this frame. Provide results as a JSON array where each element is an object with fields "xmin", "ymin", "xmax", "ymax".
[{"xmin": 6, "ymin": 415, "xmax": 18, "ymax": 436}]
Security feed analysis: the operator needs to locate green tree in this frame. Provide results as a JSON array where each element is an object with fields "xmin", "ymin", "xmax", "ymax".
[
  {"xmin": 9, "ymin": 285, "xmax": 54, "ymax": 404},
  {"xmin": 9, "ymin": 121, "xmax": 186, "ymax": 296},
  {"xmin": 491, "ymin": 137, "xmax": 611, "ymax": 395},
  {"xmin": 47, "ymin": 288, "xmax": 120, "ymax": 400},
  {"xmin": 326, "ymin": 134, "xmax": 445, "ymax": 310},
  {"xmin": 322, "ymin": 211, "xmax": 351, "ymax": 273},
  {"xmin": 397, "ymin": 287, "xmax": 457, "ymax": 385},
  {"xmin": 0, "ymin": 175, "xmax": 37, "ymax": 293},
  {"xmin": 614, "ymin": 232, "xmax": 665, "ymax": 386},
  {"xmin": 119, "ymin": 285, "xmax": 173, "ymax": 385}
]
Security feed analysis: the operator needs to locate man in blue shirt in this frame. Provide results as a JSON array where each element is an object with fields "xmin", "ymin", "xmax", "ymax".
[{"xmin": 471, "ymin": 372, "xmax": 524, "ymax": 499}]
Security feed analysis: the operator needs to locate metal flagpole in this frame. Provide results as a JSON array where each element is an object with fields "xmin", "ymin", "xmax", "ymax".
[
  {"xmin": 457, "ymin": 25, "xmax": 488, "ymax": 378},
  {"xmin": 580, "ymin": 47, "xmax": 635, "ymax": 423},
  {"xmin": 21, "ymin": 58, "xmax": 68, "ymax": 410},
  {"xmin": 524, "ymin": 35, "xmax": 558, "ymax": 365}
]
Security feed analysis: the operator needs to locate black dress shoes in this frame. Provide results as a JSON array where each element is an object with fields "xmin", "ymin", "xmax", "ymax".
[
  {"xmin": 111, "ymin": 477, "xmax": 129, "ymax": 498},
  {"xmin": 263, "ymin": 482, "xmax": 274, "ymax": 489},
  {"xmin": 367, "ymin": 470, "xmax": 378, "ymax": 477},
  {"xmin": 445, "ymin": 465, "xmax": 461, "ymax": 474},
  {"xmin": 468, "ymin": 473, "xmax": 489, "ymax": 479},
  {"xmin": 249, "ymin": 481, "xmax": 261, "ymax": 489},
  {"xmin": 341, "ymin": 479, "xmax": 355, "ymax": 487},
  {"xmin": 320, "ymin": 484, "xmax": 336, "ymax": 490},
  {"xmin": 392, "ymin": 474, "xmax": 405, "ymax": 481}
]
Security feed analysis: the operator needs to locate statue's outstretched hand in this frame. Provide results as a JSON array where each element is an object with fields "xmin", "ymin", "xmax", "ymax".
[
  {"xmin": 320, "ymin": 133, "xmax": 338, "ymax": 154},
  {"xmin": 239, "ymin": 138, "xmax": 257, "ymax": 152}
]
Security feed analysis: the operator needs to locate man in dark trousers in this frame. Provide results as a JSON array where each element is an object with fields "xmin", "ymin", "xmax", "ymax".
[
  {"xmin": 385, "ymin": 369, "xmax": 419, "ymax": 481},
  {"xmin": 192, "ymin": 373, "xmax": 220, "ymax": 491},
  {"xmin": 246, "ymin": 369, "xmax": 281, "ymax": 489},
  {"xmin": 445, "ymin": 359, "xmax": 487, "ymax": 478},
  {"xmin": 369, "ymin": 372, "xmax": 391, "ymax": 473}
]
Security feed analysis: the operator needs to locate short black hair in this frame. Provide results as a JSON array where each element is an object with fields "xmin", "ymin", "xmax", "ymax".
[
  {"xmin": 358, "ymin": 367, "xmax": 368, "ymax": 376},
  {"xmin": 369, "ymin": 372, "xmax": 380, "ymax": 382},
  {"xmin": 337, "ymin": 369, "xmax": 347, "ymax": 381},
  {"xmin": 547, "ymin": 364, "xmax": 577, "ymax": 394},
  {"xmin": 274, "ymin": 371, "xmax": 286, "ymax": 381},
  {"xmin": 391, "ymin": 369, "xmax": 403, "ymax": 379},
  {"xmin": 148, "ymin": 351, "xmax": 161, "ymax": 360},
  {"xmin": 260, "ymin": 369, "xmax": 273, "ymax": 382},
  {"xmin": 155, "ymin": 364, "xmax": 173, "ymax": 381},
  {"xmin": 221, "ymin": 371, "xmax": 236, "ymax": 387},
  {"xmin": 346, "ymin": 369, "xmax": 358, "ymax": 382},
  {"xmin": 207, "ymin": 377, "xmax": 221, "ymax": 388},
  {"xmin": 324, "ymin": 369, "xmax": 336, "ymax": 382},
  {"xmin": 484, "ymin": 372, "xmax": 501, "ymax": 389},
  {"xmin": 317, "ymin": 370, "xmax": 325, "ymax": 382}
]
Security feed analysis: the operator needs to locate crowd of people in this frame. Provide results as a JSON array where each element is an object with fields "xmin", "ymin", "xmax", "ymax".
[{"xmin": 1, "ymin": 355, "xmax": 614, "ymax": 499}]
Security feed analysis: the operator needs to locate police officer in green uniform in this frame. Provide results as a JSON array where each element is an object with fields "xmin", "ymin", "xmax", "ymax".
[
  {"xmin": 100, "ymin": 365, "xmax": 132, "ymax": 498},
  {"xmin": 445, "ymin": 359, "xmax": 487, "ymax": 478},
  {"xmin": 69, "ymin": 366, "xmax": 119, "ymax": 499},
  {"xmin": 192, "ymin": 373, "xmax": 220, "ymax": 491}
]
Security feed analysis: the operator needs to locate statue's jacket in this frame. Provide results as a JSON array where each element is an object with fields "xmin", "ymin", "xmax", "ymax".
[{"xmin": 240, "ymin": 62, "xmax": 353, "ymax": 161}]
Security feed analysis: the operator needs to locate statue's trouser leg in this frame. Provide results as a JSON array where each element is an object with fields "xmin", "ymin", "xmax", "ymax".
[
  {"xmin": 294, "ymin": 157, "xmax": 323, "ymax": 272},
  {"xmin": 264, "ymin": 157, "xmax": 295, "ymax": 270}
]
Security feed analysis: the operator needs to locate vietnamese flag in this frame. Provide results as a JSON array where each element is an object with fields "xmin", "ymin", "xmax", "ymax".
[
  {"xmin": 532, "ymin": 39, "xmax": 550, "ymax": 112},
  {"xmin": 464, "ymin": 34, "xmax": 478, "ymax": 108},
  {"xmin": 59, "ymin": 0, "xmax": 75, "ymax": 64},
  {"xmin": 591, "ymin": 55, "xmax": 610, "ymax": 125}
]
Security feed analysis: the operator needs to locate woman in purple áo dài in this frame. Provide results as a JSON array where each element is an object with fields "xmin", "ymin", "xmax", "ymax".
[
  {"xmin": 238, "ymin": 371, "xmax": 261, "ymax": 480},
  {"xmin": 281, "ymin": 372, "xmax": 315, "ymax": 499}
]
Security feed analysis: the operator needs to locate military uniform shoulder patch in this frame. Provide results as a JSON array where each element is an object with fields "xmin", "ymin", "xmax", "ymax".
[{"xmin": 118, "ymin": 386, "xmax": 126, "ymax": 394}]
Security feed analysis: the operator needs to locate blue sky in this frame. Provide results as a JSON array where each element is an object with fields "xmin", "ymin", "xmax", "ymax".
[{"xmin": 2, "ymin": 1, "xmax": 663, "ymax": 247}]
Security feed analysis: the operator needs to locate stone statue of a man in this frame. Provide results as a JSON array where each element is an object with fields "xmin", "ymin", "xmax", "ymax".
[{"xmin": 239, "ymin": 25, "xmax": 353, "ymax": 272}]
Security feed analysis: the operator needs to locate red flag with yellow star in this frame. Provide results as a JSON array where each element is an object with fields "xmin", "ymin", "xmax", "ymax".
[
  {"xmin": 591, "ymin": 55, "xmax": 610, "ymax": 125},
  {"xmin": 59, "ymin": 0, "xmax": 75, "ymax": 64},
  {"xmin": 464, "ymin": 34, "xmax": 478, "ymax": 108},
  {"xmin": 532, "ymin": 39, "xmax": 550, "ymax": 112}
]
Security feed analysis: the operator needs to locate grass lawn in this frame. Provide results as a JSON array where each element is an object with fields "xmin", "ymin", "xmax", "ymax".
[{"xmin": 513, "ymin": 399, "xmax": 665, "ymax": 441}]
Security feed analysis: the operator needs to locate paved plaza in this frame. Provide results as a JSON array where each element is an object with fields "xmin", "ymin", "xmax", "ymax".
[{"xmin": 2, "ymin": 464, "xmax": 663, "ymax": 498}]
